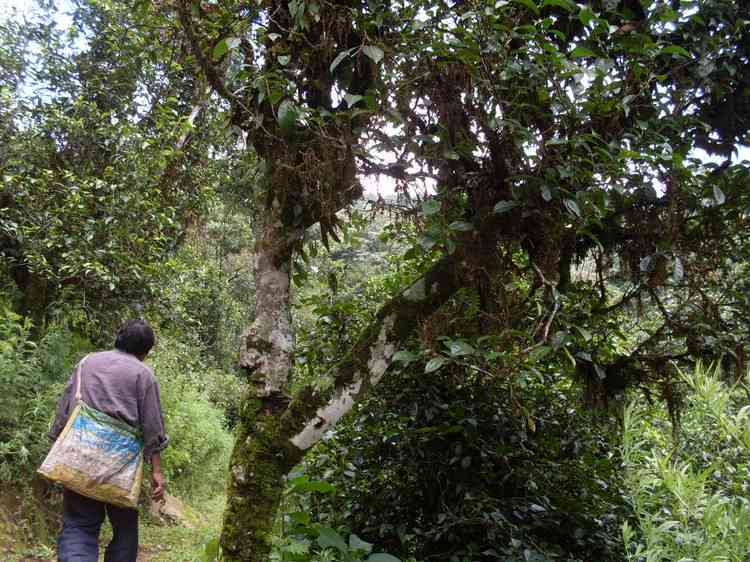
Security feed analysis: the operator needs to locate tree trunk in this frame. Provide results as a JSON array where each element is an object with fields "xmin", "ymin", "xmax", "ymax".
[
  {"xmin": 220, "ymin": 236, "xmax": 488, "ymax": 561},
  {"xmin": 221, "ymin": 195, "xmax": 303, "ymax": 559},
  {"xmin": 220, "ymin": 398, "xmax": 304, "ymax": 561}
]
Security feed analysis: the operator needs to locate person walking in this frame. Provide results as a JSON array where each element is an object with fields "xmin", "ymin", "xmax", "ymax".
[{"xmin": 48, "ymin": 319, "xmax": 168, "ymax": 562}]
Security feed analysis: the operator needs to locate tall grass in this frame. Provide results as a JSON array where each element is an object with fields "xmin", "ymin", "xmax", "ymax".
[{"xmin": 622, "ymin": 364, "xmax": 750, "ymax": 561}]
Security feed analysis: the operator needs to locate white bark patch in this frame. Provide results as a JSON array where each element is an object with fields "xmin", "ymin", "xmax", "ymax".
[
  {"xmin": 367, "ymin": 314, "xmax": 396, "ymax": 385},
  {"xmin": 403, "ymin": 277, "xmax": 426, "ymax": 301},
  {"xmin": 290, "ymin": 315, "xmax": 398, "ymax": 451},
  {"xmin": 240, "ymin": 247, "xmax": 294, "ymax": 396},
  {"xmin": 290, "ymin": 379, "xmax": 362, "ymax": 450},
  {"xmin": 258, "ymin": 267, "xmax": 290, "ymax": 294},
  {"xmin": 232, "ymin": 464, "xmax": 246, "ymax": 484},
  {"xmin": 270, "ymin": 328, "xmax": 294, "ymax": 353}
]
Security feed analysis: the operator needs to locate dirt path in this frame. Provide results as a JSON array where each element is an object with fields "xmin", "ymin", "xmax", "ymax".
[
  {"xmin": 136, "ymin": 545, "xmax": 154, "ymax": 561},
  {"xmin": 15, "ymin": 545, "xmax": 154, "ymax": 561}
]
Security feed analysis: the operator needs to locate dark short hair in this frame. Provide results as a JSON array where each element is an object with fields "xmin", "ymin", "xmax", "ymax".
[{"xmin": 115, "ymin": 319, "xmax": 155, "ymax": 357}]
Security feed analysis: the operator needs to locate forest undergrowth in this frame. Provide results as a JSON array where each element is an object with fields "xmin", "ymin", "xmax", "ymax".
[
  {"xmin": 3, "ymin": 0, "xmax": 750, "ymax": 559},
  {"xmin": 0, "ymin": 288, "xmax": 239, "ymax": 560}
]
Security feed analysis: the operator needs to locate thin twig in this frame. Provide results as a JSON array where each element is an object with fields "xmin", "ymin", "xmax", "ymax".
[
  {"xmin": 522, "ymin": 264, "xmax": 560, "ymax": 353},
  {"xmin": 176, "ymin": 0, "xmax": 236, "ymax": 104}
]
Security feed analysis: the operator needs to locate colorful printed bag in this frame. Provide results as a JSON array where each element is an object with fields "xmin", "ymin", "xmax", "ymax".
[{"xmin": 38, "ymin": 356, "xmax": 144, "ymax": 508}]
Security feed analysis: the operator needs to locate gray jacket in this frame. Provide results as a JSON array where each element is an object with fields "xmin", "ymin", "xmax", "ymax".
[{"xmin": 49, "ymin": 349, "xmax": 169, "ymax": 461}]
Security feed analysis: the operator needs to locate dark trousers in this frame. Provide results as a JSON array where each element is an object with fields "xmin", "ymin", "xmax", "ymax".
[{"xmin": 58, "ymin": 489, "xmax": 139, "ymax": 562}]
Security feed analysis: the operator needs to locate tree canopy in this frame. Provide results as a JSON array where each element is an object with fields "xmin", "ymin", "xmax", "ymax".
[
  {"xmin": 0, "ymin": 0, "xmax": 232, "ymax": 334},
  {"xmin": 1, "ymin": 0, "xmax": 749, "ymax": 560},
  {"xmin": 163, "ymin": 0, "xmax": 750, "ymax": 559}
]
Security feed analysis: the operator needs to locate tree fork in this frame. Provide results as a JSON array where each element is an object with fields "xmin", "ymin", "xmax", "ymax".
[
  {"xmin": 221, "ymin": 193, "xmax": 301, "ymax": 559},
  {"xmin": 220, "ymin": 232, "xmax": 502, "ymax": 561},
  {"xmin": 220, "ymin": 397, "xmax": 305, "ymax": 560}
]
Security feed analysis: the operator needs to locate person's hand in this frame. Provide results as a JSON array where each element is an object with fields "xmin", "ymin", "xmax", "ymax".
[{"xmin": 151, "ymin": 470, "xmax": 166, "ymax": 502}]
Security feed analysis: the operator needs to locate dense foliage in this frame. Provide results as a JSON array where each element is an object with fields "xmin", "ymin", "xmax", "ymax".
[
  {"xmin": 623, "ymin": 365, "xmax": 750, "ymax": 561},
  {"xmin": 1, "ymin": 0, "xmax": 749, "ymax": 561},
  {"xmin": 0, "ymin": 1, "xmax": 235, "ymax": 336}
]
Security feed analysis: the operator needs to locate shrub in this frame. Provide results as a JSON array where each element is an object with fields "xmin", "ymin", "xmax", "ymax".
[
  {"xmin": 146, "ymin": 333, "xmax": 235, "ymax": 501},
  {"xmin": 302, "ymin": 365, "xmax": 627, "ymax": 562},
  {"xmin": 622, "ymin": 364, "xmax": 750, "ymax": 561},
  {"xmin": 0, "ymin": 309, "xmax": 89, "ymax": 483}
]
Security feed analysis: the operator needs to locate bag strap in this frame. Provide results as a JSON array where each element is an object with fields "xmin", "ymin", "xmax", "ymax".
[{"xmin": 74, "ymin": 354, "xmax": 91, "ymax": 402}]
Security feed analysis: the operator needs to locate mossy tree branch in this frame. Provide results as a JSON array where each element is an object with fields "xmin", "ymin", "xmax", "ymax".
[{"xmin": 221, "ymin": 215, "xmax": 507, "ymax": 559}]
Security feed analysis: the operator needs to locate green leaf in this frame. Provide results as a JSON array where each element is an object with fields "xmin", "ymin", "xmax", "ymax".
[
  {"xmin": 393, "ymin": 350, "xmax": 418, "ymax": 364},
  {"xmin": 422, "ymin": 199, "xmax": 441, "ymax": 216},
  {"xmin": 448, "ymin": 221, "xmax": 474, "ymax": 232},
  {"xmin": 529, "ymin": 345, "xmax": 551, "ymax": 362},
  {"xmin": 302, "ymin": 480, "xmax": 336, "ymax": 493},
  {"xmin": 213, "ymin": 37, "xmax": 240, "ymax": 61},
  {"xmin": 713, "ymin": 186, "xmax": 726, "ymax": 206},
  {"xmin": 277, "ymin": 55, "xmax": 290, "ymax": 65},
  {"xmin": 330, "ymin": 50, "xmax": 349, "ymax": 73},
  {"xmin": 344, "ymin": 93, "xmax": 364, "ymax": 107},
  {"xmin": 202, "ymin": 538, "xmax": 220, "ymax": 562},
  {"xmin": 289, "ymin": 511, "xmax": 311, "ymax": 525},
  {"xmin": 367, "ymin": 554, "xmax": 401, "ymax": 562},
  {"xmin": 212, "ymin": 39, "xmax": 229, "ymax": 61},
  {"xmin": 446, "ymin": 340, "xmax": 476, "ymax": 357},
  {"xmin": 419, "ymin": 235, "xmax": 437, "ymax": 251},
  {"xmin": 512, "ymin": 0, "xmax": 539, "ymax": 15},
  {"xmin": 284, "ymin": 540, "xmax": 310, "ymax": 555},
  {"xmin": 564, "ymin": 198, "xmax": 581, "ymax": 218},
  {"xmin": 570, "ymin": 46, "xmax": 596, "ymax": 58},
  {"xmin": 494, "ymin": 200, "xmax": 519, "ymax": 214},
  {"xmin": 318, "ymin": 528, "xmax": 347, "ymax": 551},
  {"xmin": 268, "ymin": 87, "xmax": 284, "ymax": 106},
  {"xmin": 578, "ymin": 8, "xmax": 595, "ymax": 26},
  {"xmin": 288, "ymin": 0, "xmax": 300, "ymax": 19},
  {"xmin": 277, "ymin": 100, "xmax": 299, "ymax": 130},
  {"xmin": 349, "ymin": 534, "xmax": 374, "ymax": 553},
  {"xmin": 575, "ymin": 326, "xmax": 592, "ymax": 342},
  {"xmin": 562, "ymin": 346, "xmax": 576, "ymax": 368},
  {"xmin": 660, "ymin": 45, "xmax": 691, "ymax": 58},
  {"xmin": 362, "ymin": 45, "xmax": 385, "ymax": 63},
  {"xmin": 425, "ymin": 356, "xmax": 447, "ymax": 373}
]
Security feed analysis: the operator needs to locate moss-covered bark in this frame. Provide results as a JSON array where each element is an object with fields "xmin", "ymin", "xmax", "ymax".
[
  {"xmin": 220, "ymin": 398, "xmax": 304, "ymax": 561},
  {"xmin": 220, "ymin": 230, "xmax": 504, "ymax": 561},
  {"xmin": 280, "ymin": 249, "xmax": 478, "ymax": 448},
  {"xmin": 221, "ymin": 167, "xmax": 302, "ymax": 559}
]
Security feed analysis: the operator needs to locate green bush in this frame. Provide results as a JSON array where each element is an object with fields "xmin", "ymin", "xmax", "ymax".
[
  {"xmin": 147, "ymin": 334, "xmax": 235, "ymax": 501},
  {"xmin": 0, "ymin": 309, "xmax": 89, "ymax": 483},
  {"xmin": 0, "ymin": 310, "xmax": 35, "ymax": 431},
  {"xmin": 0, "ymin": 308, "xmax": 39, "ymax": 482},
  {"xmin": 300, "ymin": 363, "xmax": 627, "ymax": 562},
  {"xmin": 622, "ymin": 364, "xmax": 750, "ymax": 561}
]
